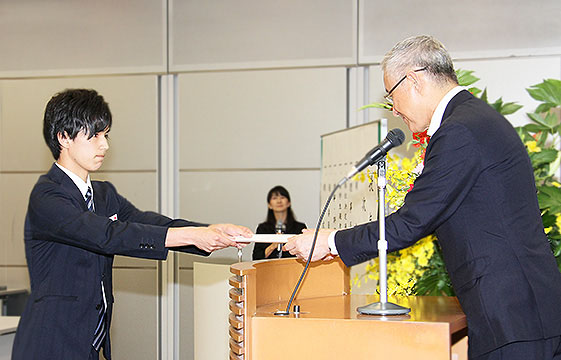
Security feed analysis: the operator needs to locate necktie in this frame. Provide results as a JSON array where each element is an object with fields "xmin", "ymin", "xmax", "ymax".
[
  {"xmin": 86, "ymin": 187, "xmax": 107, "ymax": 351},
  {"xmin": 85, "ymin": 187, "xmax": 95, "ymax": 212}
]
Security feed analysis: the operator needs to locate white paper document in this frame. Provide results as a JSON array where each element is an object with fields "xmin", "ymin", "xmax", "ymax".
[{"xmin": 233, "ymin": 234, "xmax": 294, "ymax": 243}]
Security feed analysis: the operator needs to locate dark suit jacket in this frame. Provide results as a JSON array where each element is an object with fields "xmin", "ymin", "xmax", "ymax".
[
  {"xmin": 12, "ymin": 164, "xmax": 209, "ymax": 360},
  {"xmin": 335, "ymin": 90, "xmax": 561, "ymax": 357},
  {"xmin": 252, "ymin": 220, "xmax": 307, "ymax": 260}
]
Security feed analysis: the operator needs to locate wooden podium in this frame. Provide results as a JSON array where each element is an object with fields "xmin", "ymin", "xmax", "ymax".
[{"xmin": 229, "ymin": 258, "xmax": 468, "ymax": 360}]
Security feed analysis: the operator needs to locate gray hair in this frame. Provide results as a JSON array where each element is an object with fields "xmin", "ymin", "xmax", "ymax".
[{"xmin": 382, "ymin": 35, "xmax": 458, "ymax": 85}]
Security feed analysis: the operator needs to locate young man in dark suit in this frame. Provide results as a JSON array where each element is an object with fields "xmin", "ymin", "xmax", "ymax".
[
  {"xmin": 285, "ymin": 35, "xmax": 561, "ymax": 359},
  {"xmin": 11, "ymin": 89, "xmax": 252, "ymax": 360}
]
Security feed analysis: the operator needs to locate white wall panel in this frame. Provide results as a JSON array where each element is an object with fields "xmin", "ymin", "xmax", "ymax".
[
  {"xmin": 359, "ymin": 0, "xmax": 561, "ymax": 64},
  {"xmin": 178, "ymin": 68, "xmax": 347, "ymax": 169},
  {"xmin": 0, "ymin": 0, "xmax": 166, "ymax": 77},
  {"xmin": 0, "ymin": 174, "xmax": 39, "ymax": 266},
  {"xmin": 177, "ymin": 169, "xmax": 319, "ymax": 266},
  {"xmin": 5, "ymin": 268, "xmax": 29, "ymax": 290},
  {"xmin": 105, "ymin": 268, "xmax": 158, "ymax": 360},
  {"xmin": 193, "ymin": 263, "xmax": 231, "ymax": 360},
  {"xmin": 170, "ymin": 0, "xmax": 356, "ymax": 71},
  {"xmin": 0, "ymin": 76, "xmax": 159, "ymax": 172}
]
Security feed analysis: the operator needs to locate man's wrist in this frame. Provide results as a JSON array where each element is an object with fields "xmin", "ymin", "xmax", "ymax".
[{"xmin": 327, "ymin": 230, "xmax": 339, "ymax": 255}]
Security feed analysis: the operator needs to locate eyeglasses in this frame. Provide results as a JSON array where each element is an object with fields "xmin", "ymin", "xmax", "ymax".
[{"xmin": 384, "ymin": 67, "xmax": 427, "ymax": 103}]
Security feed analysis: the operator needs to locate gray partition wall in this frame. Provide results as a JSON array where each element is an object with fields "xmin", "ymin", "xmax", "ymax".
[{"xmin": 1, "ymin": 1, "xmax": 561, "ymax": 360}]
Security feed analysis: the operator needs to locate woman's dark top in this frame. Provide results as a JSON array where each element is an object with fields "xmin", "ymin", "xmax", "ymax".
[{"xmin": 252, "ymin": 220, "xmax": 307, "ymax": 260}]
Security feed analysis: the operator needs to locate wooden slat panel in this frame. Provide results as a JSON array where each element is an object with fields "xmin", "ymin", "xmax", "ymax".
[
  {"xmin": 229, "ymin": 313, "xmax": 243, "ymax": 329},
  {"xmin": 229, "ymin": 287, "xmax": 243, "ymax": 302},
  {"xmin": 229, "ymin": 275, "xmax": 243, "ymax": 289},
  {"xmin": 230, "ymin": 338, "xmax": 244, "ymax": 355},
  {"xmin": 230, "ymin": 350, "xmax": 244, "ymax": 360},
  {"xmin": 229, "ymin": 326, "xmax": 244, "ymax": 342},
  {"xmin": 230, "ymin": 300, "xmax": 244, "ymax": 315}
]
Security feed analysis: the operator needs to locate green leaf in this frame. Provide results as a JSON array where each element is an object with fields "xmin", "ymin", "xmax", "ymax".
[
  {"xmin": 530, "ymin": 149, "xmax": 558, "ymax": 167},
  {"xmin": 527, "ymin": 79, "xmax": 561, "ymax": 109},
  {"xmin": 467, "ymin": 87, "xmax": 482, "ymax": 97},
  {"xmin": 480, "ymin": 87, "xmax": 489, "ymax": 103},
  {"xmin": 536, "ymin": 103, "xmax": 555, "ymax": 114},
  {"xmin": 499, "ymin": 102, "xmax": 523, "ymax": 115},
  {"xmin": 537, "ymin": 185, "xmax": 561, "ymax": 214},
  {"xmin": 456, "ymin": 69, "xmax": 480, "ymax": 87},
  {"xmin": 527, "ymin": 112, "xmax": 558, "ymax": 131},
  {"xmin": 548, "ymin": 151, "xmax": 561, "ymax": 177},
  {"xmin": 489, "ymin": 97, "xmax": 503, "ymax": 112},
  {"xmin": 359, "ymin": 102, "xmax": 392, "ymax": 111},
  {"xmin": 521, "ymin": 123, "xmax": 547, "ymax": 133},
  {"xmin": 490, "ymin": 97, "xmax": 522, "ymax": 115}
]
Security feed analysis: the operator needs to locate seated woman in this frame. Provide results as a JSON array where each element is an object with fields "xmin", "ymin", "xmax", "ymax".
[{"xmin": 252, "ymin": 185, "xmax": 307, "ymax": 260}]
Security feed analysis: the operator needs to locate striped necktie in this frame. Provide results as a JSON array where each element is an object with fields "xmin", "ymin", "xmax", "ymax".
[
  {"xmin": 85, "ymin": 187, "xmax": 95, "ymax": 212},
  {"xmin": 86, "ymin": 187, "xmax": 107, "ymax": 351}
]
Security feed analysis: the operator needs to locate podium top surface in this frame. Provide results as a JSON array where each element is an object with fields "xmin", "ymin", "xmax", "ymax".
[{"xmin": 255, "ymin": 295, "xmax": 466, "ymax": 334}]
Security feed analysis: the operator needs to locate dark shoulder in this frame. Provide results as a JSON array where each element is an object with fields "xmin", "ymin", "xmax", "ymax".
[
  {"xmin": 288, "ymin": 221, "xmax": 307, "ymax": 234},
  {"xmin": 256, "ymin": 222, "xmax": 274, "ymax": 234}
]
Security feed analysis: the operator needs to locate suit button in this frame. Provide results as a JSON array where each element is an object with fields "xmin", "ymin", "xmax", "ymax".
[{"xmin": 96, "ymin": 304, "xmax": 101, "ymax": 310}]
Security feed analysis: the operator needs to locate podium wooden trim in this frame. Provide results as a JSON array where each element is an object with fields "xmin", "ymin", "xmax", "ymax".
[{"xmin": 229, "ymin": 258, "xmax": 467, "ymax": 360}]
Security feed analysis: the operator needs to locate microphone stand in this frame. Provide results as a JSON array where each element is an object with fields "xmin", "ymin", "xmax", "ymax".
[
  {"xmin": 357, "ymin": 157, "xmax": 410, "ymax": 315},
  {"xmin": 276, "ymin": 223, "xmax": 285, "ymax": 259},
  {"xmin": 277, "ymin": 231, "xmax": 283, "ymax": 259}
]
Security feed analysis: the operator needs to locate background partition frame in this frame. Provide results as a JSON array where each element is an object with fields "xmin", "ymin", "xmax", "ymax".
[{"xmin": 158, "ymin": 74, "xmax": 180, "ymax": 360}]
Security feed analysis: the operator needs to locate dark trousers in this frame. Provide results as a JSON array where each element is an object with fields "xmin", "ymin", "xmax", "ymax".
[
  {"xmin": 473, "ymin": 336, "xmax": 561, "ymax": 360},
  {"xmin": 89, "ymin": 346, "xmax": 100, "ymax": 360}
]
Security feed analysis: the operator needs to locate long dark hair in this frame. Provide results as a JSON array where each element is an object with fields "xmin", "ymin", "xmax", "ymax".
[{"xmin": 265, "ymin": 185, "xmax": 297, "ymax": 226}]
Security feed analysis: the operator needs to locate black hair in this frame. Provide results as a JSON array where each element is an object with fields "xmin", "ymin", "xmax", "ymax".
[
  {"xmin": 43, "ymin": 89, "xmax": 112, "ymax": 159},
  {"xmin": 265, "ymin": 185, "xmax": 297, "ymax": 225}
]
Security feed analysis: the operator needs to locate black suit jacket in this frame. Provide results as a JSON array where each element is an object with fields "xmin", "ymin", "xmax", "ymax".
[
  {"xmin": 335, "ymin": 90, "xmax": 561, "ymax": 357},
  {"xmin": 252, "ymin": 220, "xmax": 307, "ymax": 260},
  {"xmin": 12, "ymin": 164, "xmax": 208, "ymax": 360}
]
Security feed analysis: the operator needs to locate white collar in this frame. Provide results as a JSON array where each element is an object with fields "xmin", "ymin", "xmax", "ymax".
[
  {"xmin": 55, "ymin": 162, "xmax": 93, "ymax": 198},
  {"xmin": 427, "ymin": 86, "xmax": 465, "ymax": 137}
]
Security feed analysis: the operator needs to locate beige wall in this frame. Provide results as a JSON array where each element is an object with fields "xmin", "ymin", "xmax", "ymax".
[{"xmin": 0, "ymin": 1, "xmax": 560, "ymax": 360}]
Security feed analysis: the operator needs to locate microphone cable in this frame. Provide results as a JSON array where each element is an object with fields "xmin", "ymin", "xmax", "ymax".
[{"xmin": 275, "ymin": 180, "xmax": 344, "ymax": 315}]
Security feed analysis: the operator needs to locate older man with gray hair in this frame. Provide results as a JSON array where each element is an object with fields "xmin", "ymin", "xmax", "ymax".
[{"xmin": 285, "ymin": 35, "xmax": 561, "ymax": 359}]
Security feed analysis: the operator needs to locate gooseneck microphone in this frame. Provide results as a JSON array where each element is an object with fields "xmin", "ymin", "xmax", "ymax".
[
  {"xmin": 275, "ymin": 220, "xmax": 286, "ymax": 258},
  {"xmin": 275, "ymin": 220, "xmax": 286, "ymax": 234},
  {"xmin": 276, "ymin": 128, "xmax": 405, "ymax": 316},
  {"xmin": 340, "ymin": 128, "xmax": 405, "ymax": 185}
]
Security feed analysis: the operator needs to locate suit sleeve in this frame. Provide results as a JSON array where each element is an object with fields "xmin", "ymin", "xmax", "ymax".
[
  {"xmin": 107, "ymin": 183, "xmax": 210, "ymax": 256},
  {"xmin": 335, "ymin": 123, "xmax": 481, "ymax": 267},
  {"xmin": 27, "ymin": 181, "xmax": 207, "ymax": 258}
]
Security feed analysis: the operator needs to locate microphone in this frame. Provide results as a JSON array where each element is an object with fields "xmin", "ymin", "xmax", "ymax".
[
  {"xmin": 341, "ymin": 128, "xmax": 405, "ymax": 184},
  {"xmin": 275, "ymin": 220, "xmax": 286, "ymax": 258},
  {"xmin": 275, "ymin": 220, "xmax": 285, "ymax": 234}
]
